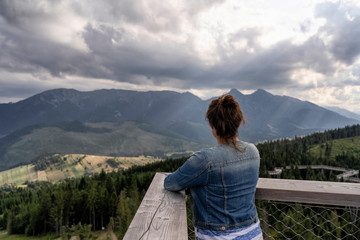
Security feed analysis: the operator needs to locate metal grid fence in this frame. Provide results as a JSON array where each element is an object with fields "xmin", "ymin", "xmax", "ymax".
[
  {"xmin": 187, "ymin": 200, "xmax": 360, "ymax": 240},
  {"xmin": 257, "ymin": 200, "xmax": 359, "ymax": 240}
]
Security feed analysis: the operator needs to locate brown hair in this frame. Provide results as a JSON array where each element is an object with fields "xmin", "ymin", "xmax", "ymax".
[{"xmin": 206, "ymin": 94, "xmax": 245, "ymax": 150}]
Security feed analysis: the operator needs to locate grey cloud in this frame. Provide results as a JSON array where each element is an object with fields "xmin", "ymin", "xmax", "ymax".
[
  {"xmin": 300, "ymin": 20, "xmax": 312, "ymax": 33},
  {"xmin": 228, "ymin": 28, "xmax": 261, "ymax": 50},
  {"xmin": 72, "ymin": 0, "xmax": 225, "ymax": 34},
  {"xmin": 81, "ymin": 24, "xmax": 209, "ymax": 86},
  {"xmin": 0, "ymin": 19, "xmax": 337, "ymax": 92},
  {"xmin": 0, "ymin": 0, "xmax": 356, "ymax": 95},
  {"xmin": 343, "ymin": 64, "xmax": 360, "ymax": 86},
  {"xmin": 191, "ymin": 35, "xmax": 335, "ymax": 90},
  {"xmin": 352, "ymin": 64, "xmax": 360, "ymax": 78},
  {"xmin": 0, "ymin": 23, "xmax": 109, "ymax": 79},
  {"xmin": 316, "ymin": 2, "xmax": 360, "ymax": 64},
  {"xmin": 0, "ymin": 0, "xmax": 59, "ymax": 30}
]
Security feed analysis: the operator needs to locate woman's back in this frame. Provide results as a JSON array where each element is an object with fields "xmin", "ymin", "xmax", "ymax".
[
  {"xmin": 164, "ymin": 94, "xmax": 263, "ymax": 239},
  {"xmin": 164, "ymin": 141, "xmax": 260, "ymax": 231},
  {"xmin": 196, "ymin": 141, "xmax": 260, "ymax": 230}
]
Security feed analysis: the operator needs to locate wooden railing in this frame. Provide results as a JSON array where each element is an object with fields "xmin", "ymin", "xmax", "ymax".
[
  {"xmin": 124, "ymin": 173, "xmax": 360, "ymax": 239},
  {"xmin": 123, "ymin": 173, "xmax": 187, "ymax": 240}
]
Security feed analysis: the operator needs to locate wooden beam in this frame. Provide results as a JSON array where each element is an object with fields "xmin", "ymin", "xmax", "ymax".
[
  {"xmin": 256, "ymin": 178, "xmax": 360, "ymax": 207},
  {"xmin": 123, "ymin": 173, "xmax": 188, "ymax": 240}
]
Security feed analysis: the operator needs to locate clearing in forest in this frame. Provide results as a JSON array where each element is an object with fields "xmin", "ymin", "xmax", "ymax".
[{"xmin": 0, "ymin": 154, "xmax": 162, "ymax": 186}]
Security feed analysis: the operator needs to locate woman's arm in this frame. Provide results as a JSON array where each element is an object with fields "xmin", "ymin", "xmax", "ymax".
[{"xmin": 164, "ymin": 152, "xmax": 208, "ymax": 191}]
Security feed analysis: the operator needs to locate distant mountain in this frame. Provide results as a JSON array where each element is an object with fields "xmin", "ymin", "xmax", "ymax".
[
  {"xmin": 0, "ymin": 89, "xmax": 207, "ymax": 138},
  {"xmin": 0, "ymin": 121, "xmax": 206, "ymax": 170},
  {"xmin": 1, "ymin": 88, "xmax": 358, "ymax": 142},
  {"xmin": 231, "ymin": 89, "xmax": 359, "ymax": 140},
  {"xmin": 0, "ymin": 88, "xmax": 358, "ymax": 170},
  {"xmin": 323, "ymin": 106, "xmax": 360, "ymax": 121}
]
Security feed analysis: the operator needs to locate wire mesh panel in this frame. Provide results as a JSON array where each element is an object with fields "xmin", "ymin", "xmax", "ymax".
[
  {"xmin": 186, "ymin": 200, "xmax": 360, "ymax": 240},
  {"xmin": 256, "ymin": 200, "xmax": 360, "ymax": 240},
  {"xmin": 187, "ymin": 198, "xmax": 195, "ymax": 240}
]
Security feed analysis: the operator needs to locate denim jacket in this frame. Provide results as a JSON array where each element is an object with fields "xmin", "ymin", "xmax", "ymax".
[{"xmin": 164, "ymin": 141, "xmax": 260, "ymax": 231}]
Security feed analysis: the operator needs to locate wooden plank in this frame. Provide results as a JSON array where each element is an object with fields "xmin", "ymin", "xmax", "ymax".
[
  {"xmin": 123, "ymin": 172, "xmax": 188, "ymax": 240},
  {"xmin": 256, "ymin": 178, "xmax": 360, "ymax": 207}
]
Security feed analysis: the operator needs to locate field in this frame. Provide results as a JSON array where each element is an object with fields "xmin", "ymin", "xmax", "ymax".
[
  {"xmin": 0, "ymin": 154, "xmax": 162, "ymax": 186},
  {"xmin": 309, "ymin": 135, "xmax": 360, "ymax": 160}
]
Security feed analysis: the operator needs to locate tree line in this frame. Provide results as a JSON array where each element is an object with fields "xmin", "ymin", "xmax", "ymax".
[
  {"xmin": 0, "ymin": 157, "xmax": 187, "ymax": 239},
  {"xmin": 257, "ymin": 124, "xmax": 360, "ymax": 178}
]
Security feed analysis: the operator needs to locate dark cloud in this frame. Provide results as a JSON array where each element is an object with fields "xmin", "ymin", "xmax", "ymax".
[
  {"xmin": 204, "ymin": 36, "xmax": 334, "ymax": 90},
  {"xmin": 81, "ymin": 24, "xmax": 206, "ymax": 86},
  {"xmin": 316, "ymin": 2, "xmax": 360, "ymax": 64},
  {"xmin": 0, "ymin": 19, "xmax": 336, "ymax": 92},
  {"xmin": 0, "ymin": 0, "xmax": 60, "ymax": 31},
  {"xmin": 0, "ymin": 0, "xmax": 359, "ymax": 96},
  {"xmin": 0, "ymin": 25, "xmax": 97, "ymax": 77}
]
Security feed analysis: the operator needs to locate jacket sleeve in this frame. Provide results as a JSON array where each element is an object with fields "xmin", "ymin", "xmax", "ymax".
[{"xmin": 164, "ymin": 151, "xmax": 208, "ymax": 191}]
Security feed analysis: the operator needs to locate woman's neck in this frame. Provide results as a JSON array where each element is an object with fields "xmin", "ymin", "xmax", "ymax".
[{"xmin": 217, "ymin": 137, "xmax": 240, "ymax": 144}]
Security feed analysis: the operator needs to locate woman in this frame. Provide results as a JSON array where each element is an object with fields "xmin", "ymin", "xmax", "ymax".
[{"xmin": 164, "ymin": 94, "xmax": 263, "ymax": 240}]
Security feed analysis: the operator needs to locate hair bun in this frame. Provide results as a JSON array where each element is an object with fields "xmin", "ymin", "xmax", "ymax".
[
  {"xmin": 206, "ymin": 94, "xmax": 245, "ymax": 146},
  {"xmin": 221, "ymin": 95, "xmax": 236, "ymax": 107}
]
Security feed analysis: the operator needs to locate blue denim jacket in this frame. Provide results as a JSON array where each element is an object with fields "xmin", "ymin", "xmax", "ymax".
[{"xmin": 164, "ymin": 141, "xmax": 260, "ymax": 231}]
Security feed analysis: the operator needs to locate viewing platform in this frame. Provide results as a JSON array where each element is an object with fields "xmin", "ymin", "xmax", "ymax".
[{"xmin": 124, "ymin": 173, "xmax": 360, "ymax": 240}]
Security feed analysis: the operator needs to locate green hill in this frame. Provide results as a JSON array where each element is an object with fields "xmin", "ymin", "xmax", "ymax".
[
  {"xmin": 257, "ymin": 124, "xmax": 360, "ymax": 175},
  {"xmin": 309, "ymin": 136, "xmax": 360, "ymax": 161},
  {"xmin": 0, "ymin": 121, "xmax": 206, "ymax": 171}
]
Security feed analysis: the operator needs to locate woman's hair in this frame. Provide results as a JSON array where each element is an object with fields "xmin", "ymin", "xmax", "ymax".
[{"xmin": 206, "ymin": 94, "xmax": 245, "ymax": 150}]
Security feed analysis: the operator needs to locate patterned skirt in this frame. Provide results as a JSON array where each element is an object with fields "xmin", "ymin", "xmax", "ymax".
[{"xmin": 195, "ymin": 220, "xmax": 263, "ymax": 240}]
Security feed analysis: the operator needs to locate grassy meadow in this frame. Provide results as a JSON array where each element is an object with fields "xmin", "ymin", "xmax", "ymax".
[
  {"xmin": 0, "ymin": 154, "xmax": 162, "ymax": 186},
  {"xmin": 309, "ymin": 135, "xmax": 360, "ymax": 160}
]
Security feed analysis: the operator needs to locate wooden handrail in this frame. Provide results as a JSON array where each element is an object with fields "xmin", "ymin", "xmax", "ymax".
[
  {"xmin": 123, "ymin": 173, "xmax": 187, "ymax": 240},
  {"xmin": 255, "ymin": 178, "xmax": 360, "ymax": 207},
  {"xmin": 124, "ymin": 173, "xmax": 360, "ymax": 239}
]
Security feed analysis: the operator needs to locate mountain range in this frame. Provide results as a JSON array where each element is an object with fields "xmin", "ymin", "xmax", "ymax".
[
  {"xmin": 0, "ymin": 88, "xmax": 358, "ymax": 170},
  {"xmin": 323, "ymin": 106, "xmax": 360, "ymax": 121}
]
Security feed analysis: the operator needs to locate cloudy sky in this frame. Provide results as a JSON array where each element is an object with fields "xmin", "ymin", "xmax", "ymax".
[{"xmin": 0, "ymin": 0, "xmax": 359, "ymax": 113}]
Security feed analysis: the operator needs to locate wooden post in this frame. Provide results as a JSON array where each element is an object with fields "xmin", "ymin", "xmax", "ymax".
[{"xmin": 123, "ymin": 173, "xmax": 188, "ymax": 240}]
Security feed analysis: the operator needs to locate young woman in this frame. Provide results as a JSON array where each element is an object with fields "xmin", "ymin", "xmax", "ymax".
[{"xmin": 164, "ymin": 94, "xmax": 263, "ymax": 240}]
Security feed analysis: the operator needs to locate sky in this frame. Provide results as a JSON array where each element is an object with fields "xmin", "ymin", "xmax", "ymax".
[{"xmin": 0, "ymin": 0, "xmax": 359, "ymax": 114}]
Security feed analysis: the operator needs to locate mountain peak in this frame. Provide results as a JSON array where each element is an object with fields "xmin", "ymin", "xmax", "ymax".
[
  {"xmin": 228, "ymin": 88, "xmax": 243, "ymax": 96},
  {"xmin": 252, "ymin": 89, "xmax": 272, "ymax": 96}
]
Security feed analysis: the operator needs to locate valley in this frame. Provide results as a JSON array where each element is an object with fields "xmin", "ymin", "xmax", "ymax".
[{"xmin": 0, "ymin": 121, "xmax": 204, "ymax": 171}]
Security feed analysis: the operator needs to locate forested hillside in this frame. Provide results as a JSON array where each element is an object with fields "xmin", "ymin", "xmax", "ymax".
[
  {"xmin": 258, "ymin": 124, "xmax": 360, "ymax": 179},
  {"xmin": 0, "ymin": 124, "xmax": 359, "ymax": 239},
  {"xmin": 0, "ymin": 121, "xmax": 205, "ymax": 170},
  {"xmin": 0, "ymin": 158, "xmax": 187, "ymax": 239}
]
